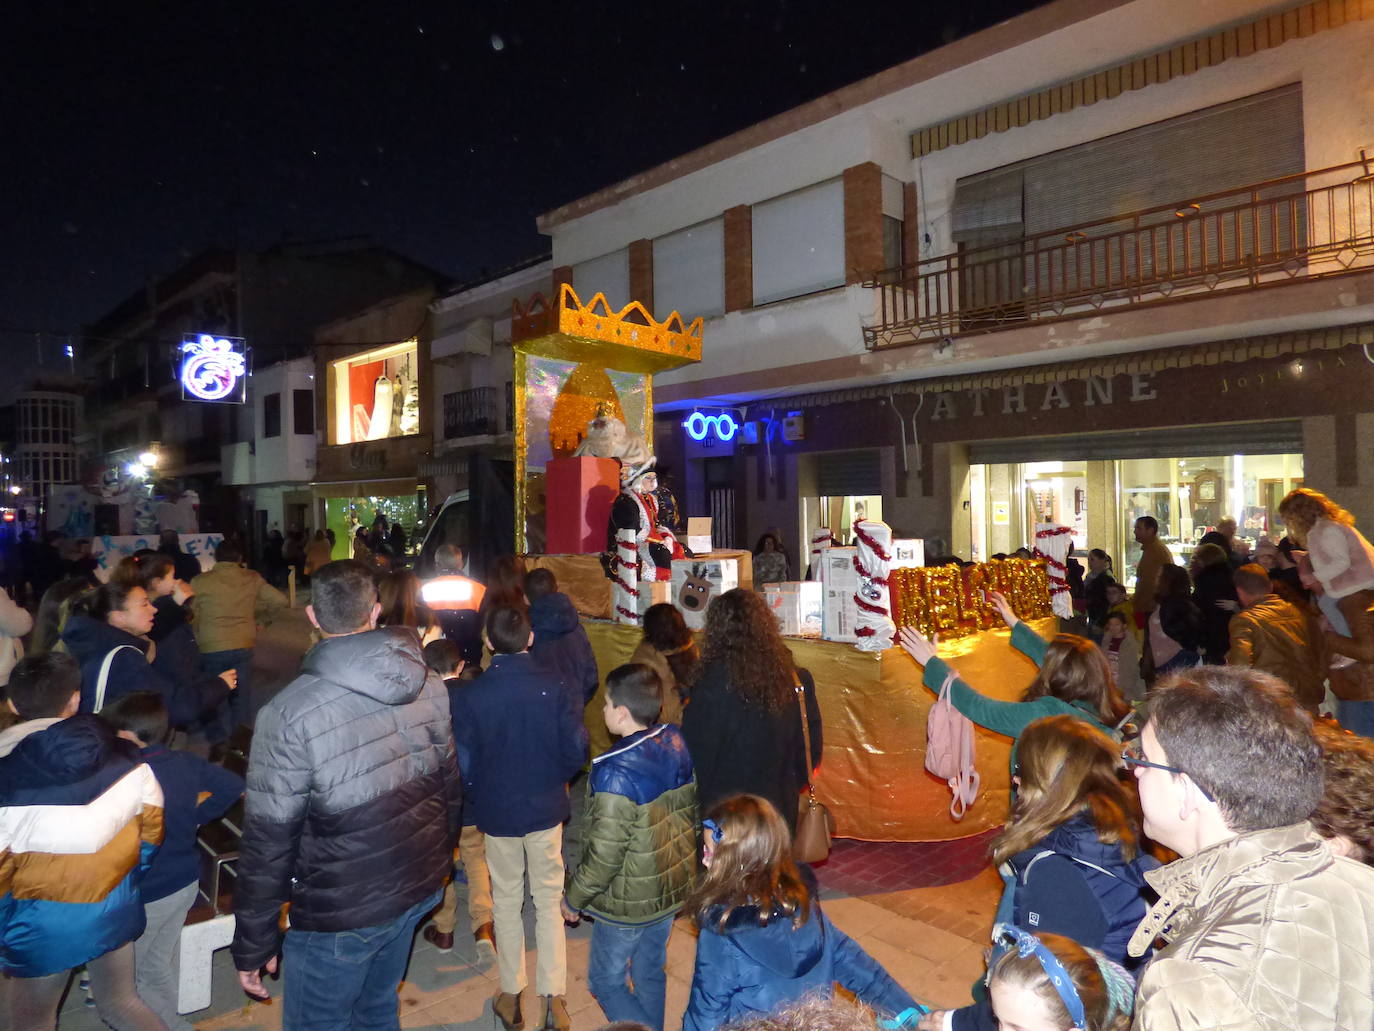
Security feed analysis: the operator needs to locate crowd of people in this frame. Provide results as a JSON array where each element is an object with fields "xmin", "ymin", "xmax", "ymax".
[{"xmin": 3, "ymin": 486, "xmax": 1374, "ymax": 1031}]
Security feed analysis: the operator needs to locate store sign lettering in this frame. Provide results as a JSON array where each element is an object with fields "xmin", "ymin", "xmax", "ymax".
[
  {"xmin": 929, "ymin": 372, "xmax": 1158, "ymax": 421},
  {"xmin": 349, "ymin": 443, "xmax": 387, "ymax": 472},
  {"xmin": 1219, "ymin": 353, "xmax": 1345, "ymax": 393}
]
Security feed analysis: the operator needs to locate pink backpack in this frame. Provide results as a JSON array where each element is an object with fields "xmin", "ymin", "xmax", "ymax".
[{"xmin": 926, "ymin": 671, "xmax": 980, "ymax": 820}]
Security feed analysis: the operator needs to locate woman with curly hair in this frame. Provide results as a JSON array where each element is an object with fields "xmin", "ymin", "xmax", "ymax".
[
  {"xmin": 1311, "ymin": 720, "xmax": 1374, "ymax": 863},
  {"xmin": 683, "ymin": 795, "xmax": 919, "ymax": 1031},
  {"xmin": 681, "ymin": 589, "xmax": 822, "ymax": 836}
]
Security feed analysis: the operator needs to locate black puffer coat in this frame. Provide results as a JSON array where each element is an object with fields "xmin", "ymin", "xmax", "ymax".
[{"xmin": 229, "ymin": 626, "xmax": 461, "ymax": 971}]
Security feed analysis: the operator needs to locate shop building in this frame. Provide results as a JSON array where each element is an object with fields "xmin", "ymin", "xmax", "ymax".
[
  {"xmin": 312, "ymin": 287, "xmax": 439, "ymax": 559},
  {"xmin": 80, "ymin": 242, "xmax": 446, "ymax": 532},
  {"xmin": 537, "ymin": 0, "xmax": 1374, "ymax": 586}
]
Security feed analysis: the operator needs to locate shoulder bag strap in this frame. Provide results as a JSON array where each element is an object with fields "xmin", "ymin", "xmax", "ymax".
[
  {"xmin": 793, "ymin": 669, "xmax": 816, "ymax": 795},
  {"xmin": 95, "ymin": 645, "xmax": 139, "ymax": 712}
]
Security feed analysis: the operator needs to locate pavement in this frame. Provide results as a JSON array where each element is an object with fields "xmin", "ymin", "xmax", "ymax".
[{"xmin": 47, "ymin": 599, "xmax": 1002, "ymax": 1030}]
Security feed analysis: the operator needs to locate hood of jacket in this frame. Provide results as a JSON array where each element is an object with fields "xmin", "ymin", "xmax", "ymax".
[
  {"xmin": 0, "ymin": 713, "xmax": 129, "ymax": 791},
  {"xmin": 60, "ymin": 612, "xmax": 149, "ymax": 667},
  {"xmin": 300, "ymin": 625, "xmax": 432, "ymax": 705},
  {"xmin": 1014, "ymin": 813, "xmax": 1153, "ymax": 887},
  {"xmin": 714, "ymin": 905, "xmax": 827, "ymax": 980},
  {"xmin": 529, "ymin": 592, "xmax": 580, "ymax": 638}
]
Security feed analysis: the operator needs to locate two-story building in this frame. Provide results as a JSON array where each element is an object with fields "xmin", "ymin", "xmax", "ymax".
[{"xmin": 538, "ymin": 0, "xmax": 1374, "ymax": 586}]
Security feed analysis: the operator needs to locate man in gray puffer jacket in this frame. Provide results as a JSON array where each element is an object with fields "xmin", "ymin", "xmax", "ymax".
[{"xmin": 231, "ymin": 560, "xmax": 461, "ymax": 1028}]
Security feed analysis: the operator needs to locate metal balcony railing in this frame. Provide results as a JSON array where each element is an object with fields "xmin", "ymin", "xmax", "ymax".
[
  {"xmin": 443, "ymin": 387, "xmax": 498, "ymax": 440},
  {"xmin": 863, "ymin": 159, "xmax": 1374, "ymax": 349}
]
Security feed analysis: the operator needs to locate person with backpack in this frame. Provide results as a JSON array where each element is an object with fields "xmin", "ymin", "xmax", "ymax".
[
  {"xmin": 916, "ymin": 715, "xmax": 1155, "ymax": 1031},
  {"xmin": 899, "ymin": 590, "xmax": 1130, "ymax": 781},
  {"xmin": 61, "ymin": 580, "xmax": 236, "ymax": 725}
]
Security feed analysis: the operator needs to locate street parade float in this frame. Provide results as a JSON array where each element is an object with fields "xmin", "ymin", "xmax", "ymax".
[{"xmin": 508, "ymin": 285, "xmax": 1058, "ymax": 841}]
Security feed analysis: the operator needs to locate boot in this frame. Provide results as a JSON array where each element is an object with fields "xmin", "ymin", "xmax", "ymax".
[
  {"xmin": 540, "ymin": 995, "xmax": 570, "ymax": 1031},
  {"xmin": 493, "ymin": 991, "xmax": 523, "ymax": 1031}
]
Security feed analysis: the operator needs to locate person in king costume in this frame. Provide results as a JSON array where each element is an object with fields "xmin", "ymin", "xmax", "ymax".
[{"xmin": 606, "ymin": 460, "xmax": 686, "ymax": 582}]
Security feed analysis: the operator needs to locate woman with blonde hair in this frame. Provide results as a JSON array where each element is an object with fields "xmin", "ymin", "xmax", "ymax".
[
  {"xmin": 683, "ymin": 795, "xmax": 920, "ymax": 1031},
  {"xmin": 899, "ymin": 592, "xmax": 1130, "ymax": 778},
  {"xmin": 918, "ymin": 715, "xmax": 1154, "ymax": 1031}
]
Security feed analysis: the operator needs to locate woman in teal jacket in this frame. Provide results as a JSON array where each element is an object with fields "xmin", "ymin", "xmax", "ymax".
[{"xmin": 899, "ymin": 592, "xmax": 1130, "ymax": 773}]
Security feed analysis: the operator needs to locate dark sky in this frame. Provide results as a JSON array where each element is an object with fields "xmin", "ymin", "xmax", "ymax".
[{"xmin": 2, "ymin": 1, "xmax": 1040, "ymax": 353}]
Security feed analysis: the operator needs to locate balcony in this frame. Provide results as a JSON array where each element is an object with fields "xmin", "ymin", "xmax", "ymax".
[
  {"xmin": 864, "ymin": 159, "xmax": 1374, "ymax": 350},
  {"xmin": 443, "ymin": 387, "xmax": 498, "ymax": 440}
]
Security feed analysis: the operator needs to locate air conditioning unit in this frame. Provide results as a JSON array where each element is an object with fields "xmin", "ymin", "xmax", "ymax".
[{"xmin": 782, "ymin": 415, "xmax": 805, "ymax": 441}]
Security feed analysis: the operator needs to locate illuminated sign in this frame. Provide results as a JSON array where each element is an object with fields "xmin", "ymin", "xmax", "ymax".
[
  {"xmin": 683, "ymin": 411, "xmax": 738, "ymax": 443},
  {"xmin": 180, "ymin": 334, "xmax": 247, "ymax": 403}
]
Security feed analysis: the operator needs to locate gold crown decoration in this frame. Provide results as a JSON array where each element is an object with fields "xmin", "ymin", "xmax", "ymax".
[{"xmin": 512, "ymin": 284, "xmax": 703, "ymax": 373}]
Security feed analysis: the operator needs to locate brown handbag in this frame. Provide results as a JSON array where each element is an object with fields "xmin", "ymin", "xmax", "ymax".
[{"xmin": 792, "ymin": 670, "xmax": 833, "ymax": 863}]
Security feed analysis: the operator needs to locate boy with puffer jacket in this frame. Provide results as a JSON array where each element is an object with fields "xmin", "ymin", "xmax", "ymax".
[{"xmin": 562, "ymin": 663, "xmax": 697, "ymax": 1031}]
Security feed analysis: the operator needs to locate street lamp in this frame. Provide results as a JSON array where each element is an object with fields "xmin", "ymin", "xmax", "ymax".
[{"xmin": 127, "ymin": 462, "xmax": 147, "ymax": 479}]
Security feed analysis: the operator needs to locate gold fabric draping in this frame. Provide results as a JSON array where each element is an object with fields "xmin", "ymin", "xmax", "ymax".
[
  {"xmin": 580, "ymin": 617, "xmax": 1055, "ymax": 842},
  {"xmin": 529, "ymin": 554, "xmax": 613, "ymax": 619}
]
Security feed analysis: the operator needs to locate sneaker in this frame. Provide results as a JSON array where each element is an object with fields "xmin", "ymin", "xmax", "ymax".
[
  {"xmin": 422, "ymin": 924, "xmax": 454, "ymax": 953},
  {"xmin": 539, "ymin": 995, "xmax": 570, "ymax": 1031},
  {"xmin": 494, "ymin": 991, "xmax": 524, "ymax": 1031},
  {"xmin": 474, "ymin": 921, "xmax": 497, "ymax": 958}
]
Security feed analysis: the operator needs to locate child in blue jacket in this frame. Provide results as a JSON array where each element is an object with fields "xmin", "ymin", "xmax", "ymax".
[
  {"xmin": 683, "ymin": 794, "xmax": 921, "ymax": 1031},
  {"xmin": 101, "ymin": 691, "xmax": 243, "ymax": 1031}
]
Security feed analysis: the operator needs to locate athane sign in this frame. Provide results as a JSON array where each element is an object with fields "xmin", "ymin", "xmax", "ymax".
[
  {"xmin": 180, "ymin": 334, "xmax": 247, "ymax": 404},
  {"xmin": 682, "ymin": 411, "xmax": 738, "ymax": 442}
]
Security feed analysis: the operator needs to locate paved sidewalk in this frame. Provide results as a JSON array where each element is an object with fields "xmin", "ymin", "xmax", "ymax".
[{"xmin": 48, "ymin": 832, "xmax": 999, "ymax": 1030}]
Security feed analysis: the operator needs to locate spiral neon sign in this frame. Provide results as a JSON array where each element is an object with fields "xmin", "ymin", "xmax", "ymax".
[
  {"xmin": 683, "ymin": 411, "xmax": 738, "ymax": 442},
  {"xmin": 180, "ymin": 334, "xmax": 247, "ymax": 403}
]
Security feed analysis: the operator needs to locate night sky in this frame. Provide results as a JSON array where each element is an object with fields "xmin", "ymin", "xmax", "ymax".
[{"xmin": 2, "ymin": 1, "xmax": 1040, "ymax": 365}]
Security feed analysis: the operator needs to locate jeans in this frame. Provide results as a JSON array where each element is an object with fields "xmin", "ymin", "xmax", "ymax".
[
  {"xmin": 587, "ymin": 914, "xmax": 674, "ymax": 1031},
  {"xmin": 1339, "ymin": 699, "xmax": 1374, "ymax": 739},
  {"xmin": 202, "ymin": 648, "xmax": 253, "ymax": 742},
  {"xmin": 1155, "ymin": 649, "xmax": 1200, "ymax": 676},
  {"xmin": 135, "ymin": 881, "xmax": 200, "ymax": 1031},
  {"xmin": 282, "ymin": 887, "xmax": 442, "ymax": 1031},
  {"xmin": 7, "ymin": 942, "xmax": 166, "ymax": 1031}
]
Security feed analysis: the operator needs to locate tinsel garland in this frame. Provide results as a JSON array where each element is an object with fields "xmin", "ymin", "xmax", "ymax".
[
  {"xmin": 1033, "ymin": 525, "xmax": 1074, "ymax": 619},
  {"xmin": 889, "ymin": 558, "xmax": 1053, "ymax": 640}
]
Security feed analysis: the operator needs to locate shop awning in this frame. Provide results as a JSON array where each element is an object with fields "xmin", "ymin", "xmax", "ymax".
[
  {"xmin": 773, "ymin": 321, "xmax": 1374, "ymax": 407},
  {"xmin": 967, "ymin": 420, "xmax": 1305, "ymax": 465},
  {"xmin": 311, "ymin": 478, "xmax": 419, "ymax": 498}
]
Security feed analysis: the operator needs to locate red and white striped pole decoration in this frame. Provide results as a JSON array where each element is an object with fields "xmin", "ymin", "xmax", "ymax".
[
  {"xmin": 809, "ymin": 527, "xmax": 836, "ymax": 581},
  {"xmin": 1034, "ymin": 524, "xmax": 1075, "ymax": 619},
  {"xmin": 852, "ymin": 520, "xmax": 895, "ymax": 651},
  {"xmin": 613, "ymin": 529, "xmax": 641, "ymax": 625}
]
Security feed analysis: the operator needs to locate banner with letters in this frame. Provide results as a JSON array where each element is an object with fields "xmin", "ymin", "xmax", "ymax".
[{"xmin": 91, "ymin": 533, "xmax": 224, "ymax": 582}]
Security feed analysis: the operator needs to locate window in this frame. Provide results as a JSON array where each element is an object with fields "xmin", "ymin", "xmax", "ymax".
[
  {"xmin": 572, "ymin": 249, "xmax": 631, "ymax": 310},
  {"xmin": 263, "ymin": 392, "xmax": 282, "ymax": 438},
  {"xmin": 653, "ymin": 218, "xmax": 725, "ymax": 318},
  {"xmin": 752, "ymin": 179, "xmax": 845, "ymax": 305},
  {"xmin": 293, "ymin": 389, "xmax": 314, "ymax": 435},
  {"xmin": 329, "ymin": 340, "xmax": 420, "ymax": 444},
  {"xmin": 883, "ymin": 216, "xmax": 905, "ymax": 270}
]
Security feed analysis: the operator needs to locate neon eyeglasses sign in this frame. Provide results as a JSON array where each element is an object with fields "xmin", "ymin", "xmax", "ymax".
[
  {"xmin": 683, "ymin": 411, "xmax": 738, "ymax": 442},
  {"xmin": 180, "ymin": 334, "xmax": 247, "ymax": 403}
]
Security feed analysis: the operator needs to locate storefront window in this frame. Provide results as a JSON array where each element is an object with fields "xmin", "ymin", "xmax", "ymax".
[
  {"xmin": 324, "ymin": 490, "xmax": 425, "ymax": 561},
  {"xmin": 970, "ymin": 450, "xmax": 1303, "ymax": 589},
  {"xmin": 330, "ymin": 340, "xmax": 420, "ymax": 445}
]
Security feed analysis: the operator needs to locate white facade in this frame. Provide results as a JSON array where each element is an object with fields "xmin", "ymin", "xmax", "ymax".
[
  {"xmin": 542, "ymin": 0, "xmax": 1374, "ymax": 407},
  {"xmin": 427, "ymin": 259, "xmax": 552, "ymax": 497},
  {"xmin": 222, "ymin": 358, "xmax": 317, "ymax": 490}
]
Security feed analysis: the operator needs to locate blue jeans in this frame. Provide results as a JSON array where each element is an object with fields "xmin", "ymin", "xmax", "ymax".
[
  {"xmin": 202, "ymin": 648, "xmax": 253, "ymax": 742},
  {"xmin": 586, "ymin": 914, "xmax": 674, "ymax": 1031},
  {"xmin": 1339, "ymin": 699, "xmax": 1374, "ymax": 739},
  {"xmin": 282, "ymin": 888, "xmax": 442, "ymax": 1031}
]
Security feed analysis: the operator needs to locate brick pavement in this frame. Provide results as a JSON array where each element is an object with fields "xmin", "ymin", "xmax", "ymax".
[{"xmin": 45, "ymin": 830, "xmax": 1000, "ymax": 1031}]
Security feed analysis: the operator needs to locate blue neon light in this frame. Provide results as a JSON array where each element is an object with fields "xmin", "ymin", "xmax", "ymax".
[{"xmin": 683, "ymin": 411, "xmax": 738, "ymax": 442}]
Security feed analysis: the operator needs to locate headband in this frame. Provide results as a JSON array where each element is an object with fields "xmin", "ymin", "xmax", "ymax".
[{"xmin": 992, "ymin": 924, "xmax": 1085, "ymax": 1029}]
